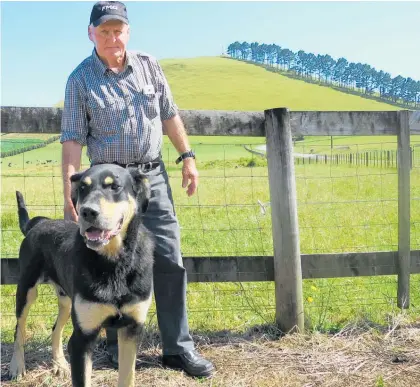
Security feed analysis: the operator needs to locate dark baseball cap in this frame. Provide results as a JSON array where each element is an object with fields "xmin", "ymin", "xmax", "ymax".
[{"xmin": 90, "ymin": 1, "xmax": 129, "ymax": 27}]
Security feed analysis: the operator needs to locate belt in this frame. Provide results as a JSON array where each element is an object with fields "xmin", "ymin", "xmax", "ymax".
[
  {"xmin": 93, "ymin": 157, "xmax": 161, "ymax": 172},
  {"xmin": 114, "ymin": 158, "xmax": 161, "ymax": 172}
]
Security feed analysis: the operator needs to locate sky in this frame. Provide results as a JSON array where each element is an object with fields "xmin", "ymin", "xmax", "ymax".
[{"xmin": 1, "ymin": 0, "xmax": 419, "ymax": 107}]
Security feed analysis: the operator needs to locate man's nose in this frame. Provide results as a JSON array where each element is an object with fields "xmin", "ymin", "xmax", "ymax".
[{"xmin": 107, "ymin": 32, "xmax": 117, "ymax": 41}]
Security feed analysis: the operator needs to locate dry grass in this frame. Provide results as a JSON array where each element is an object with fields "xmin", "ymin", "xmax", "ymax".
[{"xmin": 1, "ymin": 320, "xmax": 419, "ymax": 387}]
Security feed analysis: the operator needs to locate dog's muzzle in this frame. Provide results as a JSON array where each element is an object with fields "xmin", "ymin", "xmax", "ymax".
[{"xmin": 79, "ymin": 205, "xmax": 124, "ymax": 250}]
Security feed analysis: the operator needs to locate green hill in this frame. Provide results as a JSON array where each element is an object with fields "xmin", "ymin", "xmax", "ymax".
[
  {"xmin": 160, "ymin": 56, "xmax": 399, "ymax": 111},
  {"xmin": 56, "ymin": 56, "xmax": 400, "ymax": 111}
]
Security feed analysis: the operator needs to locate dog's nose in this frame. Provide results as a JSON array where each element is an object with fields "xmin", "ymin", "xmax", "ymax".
[{"xmin": 80, "ymin": 206, "xmax": 99, "ymax": 222}]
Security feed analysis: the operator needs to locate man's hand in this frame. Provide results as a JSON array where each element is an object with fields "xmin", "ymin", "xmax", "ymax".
[
  {"xmin": 64, "ymin": 201, "xmax": 78, "ymax": 222},
  {"xmin": 62, "ymin": 140, "xmax": 82, "ymax": 222},
  {"xmin": 182, "ymin": 158, "xmax": 199, "ymax": 196}
]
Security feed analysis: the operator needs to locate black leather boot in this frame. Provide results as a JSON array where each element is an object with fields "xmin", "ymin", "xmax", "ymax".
[{"xmin": 162, "ymin": 350, "xmax": 214, "ymax": 377}]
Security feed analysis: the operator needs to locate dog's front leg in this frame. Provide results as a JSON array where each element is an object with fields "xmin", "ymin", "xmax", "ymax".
[
  {"xmin": 117, "ymin": 324, "xmax": 141, "ymax": 387},
  {"xmin": 70, "ymin": 295, "xmax": 116, "ymax": 386},
  {"xmin": 68, "ymin": 329, "xmax": 98, "ymax": 387}
]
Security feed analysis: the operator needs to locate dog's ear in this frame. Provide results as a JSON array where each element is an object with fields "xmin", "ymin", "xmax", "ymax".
[
  {"xmin": 70, "ymin": 172, "xmax": 84, "ymax": 211},
  {"xmin": 129, "ymin": 169, "xmax": 151, "ymax": 213}
]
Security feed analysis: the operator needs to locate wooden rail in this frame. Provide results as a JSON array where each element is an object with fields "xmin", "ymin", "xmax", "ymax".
[
  {"xmin": 2, "ymin": 251, "xmax": 420, "ymax": 285},
  {"xmin": 2, "ymin": 107, "xmax": 420, "ymax": 136}
]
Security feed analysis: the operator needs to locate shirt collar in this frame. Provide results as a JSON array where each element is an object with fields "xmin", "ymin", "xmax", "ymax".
[{"xmin": 91, "ymin": 49, "xmax": 133, "ymax": 75}]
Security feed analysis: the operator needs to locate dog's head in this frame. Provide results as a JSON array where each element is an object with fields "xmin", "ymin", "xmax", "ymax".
[{"xmin": 70, "ymin": 164, "xmax": 150, "ymax": 255}]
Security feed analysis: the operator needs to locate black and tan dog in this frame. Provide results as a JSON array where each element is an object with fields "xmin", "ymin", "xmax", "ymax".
[{"xmin": 9, "ymin": 164, "xmax": 155, "ymax": 387}]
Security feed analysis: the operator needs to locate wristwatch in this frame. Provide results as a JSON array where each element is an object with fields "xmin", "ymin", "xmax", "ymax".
[{"xmin": 175, "ymin": 150, "xmax": 196, "ymax": 164}]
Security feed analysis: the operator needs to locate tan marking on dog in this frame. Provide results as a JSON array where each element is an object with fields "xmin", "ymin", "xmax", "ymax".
[
  {"xmin": 120, "ymin": 296, "xmax": 152, "ymax": 324},
  {"xmin": 83, "ymin": 176, "xmax": 92, "ymax": 186},
  {"xmin": 74, "ymin": 294, "xmax": 117, "ymax": 333},
  {"xmin": 117, "ymin": 327, "xmax": 138, "ymax": 387},
  {"xmin": 99, "ymin": 195, "xmax": 137, "ymax": 259},
  {"xmin": 98, "ymin": 197, "xmax": 129, "ymax": 223},
  {"xmin": 51, "ymin": 294, "xmax": 71, "ymax": 377},
  {"xmin": 9, "ymin": 285, "xmax": 38, "ymax": 379},
  {"xmin": 104, "ymin": 176, "xmax": 114, "ymax": 185},
  {"xmin": 84, "ymin": 354, "xmax": 93, "ymax": 387}
]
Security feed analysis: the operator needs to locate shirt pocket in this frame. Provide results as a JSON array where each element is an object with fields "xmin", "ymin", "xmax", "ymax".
[
  {"xmin": 86, "ymin": 97, "xmax": 122, "ymax": 136},
  {"xmin": 137, "ymin": 88, "xmax": 160, "ymax": 121}
]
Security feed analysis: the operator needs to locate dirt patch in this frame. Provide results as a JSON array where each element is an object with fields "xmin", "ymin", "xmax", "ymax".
[{"xmin": 1, "ymin": 323, "xmax": 419, "ymax": 387}]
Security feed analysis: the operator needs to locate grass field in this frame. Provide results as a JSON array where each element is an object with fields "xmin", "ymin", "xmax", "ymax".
[
  {"xmin": 1, "ymin": 138, "xmax": 43, "ymax": 153},
  {"xmin": 160, "ymin": 57, "xmax": 401, "ymax": 112},
  {"xmin": 1, "ymin": 136, "xmax": 419, "ymax": 347}
]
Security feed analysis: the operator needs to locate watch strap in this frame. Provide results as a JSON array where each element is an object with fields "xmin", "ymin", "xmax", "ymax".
[{"xmin": 175, "ymin": 150, "xmax": 195, "ymax": 164}]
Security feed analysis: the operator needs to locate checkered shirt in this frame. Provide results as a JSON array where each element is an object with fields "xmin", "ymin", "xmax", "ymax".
[{"xmin": 60, "ymin": 49, "xmax": 178, "ymax": 164}]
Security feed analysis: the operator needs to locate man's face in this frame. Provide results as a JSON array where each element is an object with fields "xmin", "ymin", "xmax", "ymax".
[{"xmin": 89, "ymin": 20, "xmax": 130, "ymax": 62}]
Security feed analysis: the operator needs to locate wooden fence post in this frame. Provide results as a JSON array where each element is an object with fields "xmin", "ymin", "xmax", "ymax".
[
  {"xmin": 410, "ymin": 146, "xmax": 413, "ymax": 170},
  {"xmin": 264, "ymin": 108, "xmax": 304, "ymax": 333},
  {"xmin": 397, "ymin": 110, "xmax": 411, "ymax": 309}
]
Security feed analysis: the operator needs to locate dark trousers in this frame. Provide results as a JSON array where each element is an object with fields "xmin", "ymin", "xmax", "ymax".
[{"xmin": 106, "ymin": 160, "xmax": 194, "ymax": 355}]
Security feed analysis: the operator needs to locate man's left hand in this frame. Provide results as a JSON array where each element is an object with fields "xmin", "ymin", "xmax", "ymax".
[{"xmin": 182, "ymin": 158, "xmax": 199, "ymax": 196}]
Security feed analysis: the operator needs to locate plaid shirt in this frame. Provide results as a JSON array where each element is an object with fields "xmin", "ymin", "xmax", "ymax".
[{"xmin": 60, "ymin": 50, "xmax": 178, "ymax": 164}]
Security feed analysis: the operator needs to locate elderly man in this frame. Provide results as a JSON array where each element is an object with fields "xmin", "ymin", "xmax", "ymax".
[{"xmin": 60, "ymin": 0, "xmax": 214, "ymax": 378}]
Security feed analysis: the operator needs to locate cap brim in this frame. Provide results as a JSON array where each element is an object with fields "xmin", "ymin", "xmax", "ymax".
[{"xmin": 92, "ymin": 15, "xmax": 129, "ymax": 27}]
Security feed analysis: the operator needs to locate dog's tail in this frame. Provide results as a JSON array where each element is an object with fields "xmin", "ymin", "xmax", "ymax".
[{"xmin": 16, "ymin": 191, "xmax": 30, "ymax": 235}]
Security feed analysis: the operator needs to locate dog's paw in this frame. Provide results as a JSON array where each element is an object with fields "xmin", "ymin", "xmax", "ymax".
[
  {"xmin": 9, "ymin": 354, "xmax": 26, "ymax": 380},
  {"xmin": 52, "ymin": 358, "xmax": 70, "ymax": 378}
]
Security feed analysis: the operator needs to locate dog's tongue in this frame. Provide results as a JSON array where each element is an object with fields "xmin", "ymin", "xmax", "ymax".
[
  {"xmin": 86, "ymin": 228, "xmax": 113, "ymax": 239},
  {"xmin": 86, "ymin": 229, "xmax": 104, "ymax": 240}
]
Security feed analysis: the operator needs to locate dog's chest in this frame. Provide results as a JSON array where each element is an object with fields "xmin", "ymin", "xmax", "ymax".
[
  {"xmin": 89, "ymin": 268, "xmax": 149, "ymax": 305},
  {"xmin": 74, "ymin": 292, "xmax": 151, "ymax": 332}
]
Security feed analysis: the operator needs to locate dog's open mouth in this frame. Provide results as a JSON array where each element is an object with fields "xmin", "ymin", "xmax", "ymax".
[{"xmin": 84, "ymin": 218, "xmax": 123, "ymax": 248}]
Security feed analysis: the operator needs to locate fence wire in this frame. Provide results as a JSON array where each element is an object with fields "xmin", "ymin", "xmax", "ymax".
[{"xmin": 1, "ymin": 136, "xmax": 419, "ymax": 344}]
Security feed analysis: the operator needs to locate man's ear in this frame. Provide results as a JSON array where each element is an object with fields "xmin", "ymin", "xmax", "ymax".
[
  {"xmin": 129, "ymin": 169, "xmax": 151, "ymax": 214},
  {"xmin": 88, "ymin": 25, "xmax": 94, "ymax": 43},
  {"xmin": 70, "ymin": 172, "xmax": 84, "ymax": 212}
]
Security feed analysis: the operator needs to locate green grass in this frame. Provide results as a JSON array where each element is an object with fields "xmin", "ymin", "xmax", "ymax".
[
  {"xmin": 1, "ymin": 137, "xmax": 420, "ymax": 340},
  {"xmin": 295, "ymin": 135, "xmax": 420, "ymax": 154},
  {"xmin": 1, "ymin": 138, "xmax": 43, "ymax": 153},
  {"xmin": 160, "ymin": 57, "xmax": 400, "ymax": 111}
]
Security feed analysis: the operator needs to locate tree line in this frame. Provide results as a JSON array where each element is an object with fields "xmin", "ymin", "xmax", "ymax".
[{"xmin": 227, "ymin": 41, "xmax": 420, "ymax": 108}]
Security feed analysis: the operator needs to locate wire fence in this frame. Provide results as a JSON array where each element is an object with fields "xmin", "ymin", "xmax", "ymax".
[{"xmin": 1, "ymin": 135, "xmax": 419, "ymax": 344}]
